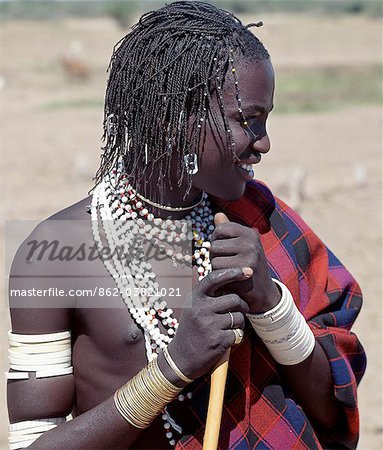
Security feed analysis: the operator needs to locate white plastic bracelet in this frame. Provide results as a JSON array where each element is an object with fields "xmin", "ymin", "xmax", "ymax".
[
  {"xmin": 6, "ymin": 330, "xmax": 73, "ymax": 379},
  {"xmin": 246, "ymin": 279, "xmax": 315, "ymax": 365},
  {"xmin": 8, "ymin": 418, "xmax": 66, "ymax": 450}
]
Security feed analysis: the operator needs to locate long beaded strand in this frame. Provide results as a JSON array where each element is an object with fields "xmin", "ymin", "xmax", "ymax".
[{"xmin": 91, "ymin": 168, "xmax": 214, "ymax": 446}]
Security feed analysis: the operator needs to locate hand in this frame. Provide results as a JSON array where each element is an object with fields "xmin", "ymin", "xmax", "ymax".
[
  {"xmin": 210, "ymin": 213, "xmax": 281, "ymax": 313},
  {"xmin": 167, "ymin": 267, "xmax": 251, "ymax": 380}
]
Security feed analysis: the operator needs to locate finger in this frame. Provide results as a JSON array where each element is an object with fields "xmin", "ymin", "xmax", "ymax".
[
  {"xmin": 211, "ymin": 256, "xmax": 239, "ymax": 271},
  {"xmin": 211, "ymin": 222, "xmax": 246, "ymax": 241},
  {"xmin": 218, "ymin": 311, "xmax": 245, "ymax": 330},
  {"xmin": 214, "ymin": 212, "xmax": 230, "ymax": 226},
  {"xmin": 222, "ymin": 329, "xmax": 245, "ymax": 349},
  {"xmin": 210, "ymin": 239, "xmax": 241, "ymax": 257},
  {"xmin": 207, "ymin": 293, "xmax": 249, "ymax": 315},
  {"xmin": 213, "ymin": 212, "xmax": 234, "ymax": 244},
  {"xmin": 199, "ymin": 267, "xmax": 253, "ymax": 297}
]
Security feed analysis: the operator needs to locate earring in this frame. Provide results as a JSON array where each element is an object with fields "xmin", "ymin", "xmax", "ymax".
[
  {"xmin": 166, "ymin": 137, "xmax": 173, "ymax": 154},
  {"xmin": 184, "ymin": 153, "xmax": 198, "ymax": 175}
]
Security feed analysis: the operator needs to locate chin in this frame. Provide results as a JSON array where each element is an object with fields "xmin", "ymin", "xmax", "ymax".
[{"xmin": 209, "ymin": 181, "xmax": 246, "ymax": 202}]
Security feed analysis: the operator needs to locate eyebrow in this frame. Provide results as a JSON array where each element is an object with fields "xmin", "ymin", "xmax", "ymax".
[{"xmin": 243, "ymin": 104, "xmax": 274, "ymax": 115}]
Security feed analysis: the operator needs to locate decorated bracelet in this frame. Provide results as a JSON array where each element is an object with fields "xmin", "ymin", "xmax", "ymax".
[
  {"xmin": 114, "ymin": 354, "xmax": 183, "ymax": 429},
  {"xmin": 246, "ymin": 279, "xmax": 315, "ymax": 365},
  {"xmin": 162, "ymin": 346, "xmax": 194, "ymax": 384}
]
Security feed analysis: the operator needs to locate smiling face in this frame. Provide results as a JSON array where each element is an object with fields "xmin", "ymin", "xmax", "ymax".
[{"xmin": 191, "ymin": 58, "xmax": 275, "ymax": 201}]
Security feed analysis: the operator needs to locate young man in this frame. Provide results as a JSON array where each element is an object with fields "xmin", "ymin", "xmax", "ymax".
[{"xmin": 7, "ymin": 2, "xmax": 365, "ymax": 449}]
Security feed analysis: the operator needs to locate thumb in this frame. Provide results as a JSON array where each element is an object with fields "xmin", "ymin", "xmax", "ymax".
[{"xmin": 214, "ymin": 212, "xmax": 230, "ymax": 226}]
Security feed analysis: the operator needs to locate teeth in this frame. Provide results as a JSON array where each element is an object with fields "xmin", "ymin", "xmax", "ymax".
[{"xmin": 239, "ymin": 163, "xmax": 253, "ymax": 172}]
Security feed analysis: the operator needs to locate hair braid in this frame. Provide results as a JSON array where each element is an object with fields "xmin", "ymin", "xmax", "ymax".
[{"xmin": 94, "ymin": 0, "xmax": 269, "ymax": 197}]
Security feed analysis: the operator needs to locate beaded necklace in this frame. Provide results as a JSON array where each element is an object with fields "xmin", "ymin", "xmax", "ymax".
[{"xmin": 91, "ymin": 164, "xmax": 214, "ymax": 446}]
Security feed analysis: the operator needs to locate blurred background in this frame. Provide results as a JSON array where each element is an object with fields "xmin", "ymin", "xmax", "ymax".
[{"xmin": 0, "ymin": 0, "xmax": 381, "ymax": 448}]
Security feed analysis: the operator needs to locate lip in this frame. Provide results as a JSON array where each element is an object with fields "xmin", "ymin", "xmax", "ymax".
[
  {"xmin": 235, "ymin": 164, "xmax": 255, "ymax": 181},
  {"xmin": 235, "ymin": 152, "xmax": 262, "ymax": 165}
]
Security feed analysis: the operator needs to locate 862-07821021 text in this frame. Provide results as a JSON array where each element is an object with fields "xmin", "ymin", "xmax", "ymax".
[{"xmin": 9, "ymin": 286, "xmax": 182, "ymax": 298}]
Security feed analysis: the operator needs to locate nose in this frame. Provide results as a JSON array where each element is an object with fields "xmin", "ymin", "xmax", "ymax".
[{"xmin": 252, "ymin": 133, "xmax": 271, "ymax": 154}]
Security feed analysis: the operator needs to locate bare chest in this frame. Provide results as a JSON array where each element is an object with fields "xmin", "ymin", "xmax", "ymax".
[{"xmin": 71, "ymin": 253, "xmax": 198, "ymax": 410}]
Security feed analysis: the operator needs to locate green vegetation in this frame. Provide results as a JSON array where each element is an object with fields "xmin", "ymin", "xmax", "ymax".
[
  {"xmin": 41, "ymin": 98, "xmax": 104, "ymax": 110},
  {"xmin": 0, "ymin": 0, "xmax": 381, "ymax": 22},
  {"xmin": 275, "ymin": 64, "xmax": 382, "ymax": 113},
  {"xmin": 213, "ymin": 0, "xmax": 383, "ymax": 16},
  {"xmin": 38, "ymin": 65, "xmax": 382, "ymax": 114},
  {"xmin": 0, "ymin": 0, "xmax": 138, "ymax": 24},
  {"xmin": 105, "ymin": 0, "xmax": 138, "ymax": 28}
]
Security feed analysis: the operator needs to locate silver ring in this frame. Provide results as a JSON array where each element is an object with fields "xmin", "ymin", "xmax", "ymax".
[
  {"xmin": 228, "ymin": 312, "xmax": 234, "ymax": 329},
  {"xmin": 232, "ymin": 328, "xmax": 244, "ymax": 345}
]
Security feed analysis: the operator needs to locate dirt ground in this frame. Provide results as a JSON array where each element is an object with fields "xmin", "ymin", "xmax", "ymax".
[{"xmin": 0, "ymin": 13, "xmax": 381, "ymax": 449}]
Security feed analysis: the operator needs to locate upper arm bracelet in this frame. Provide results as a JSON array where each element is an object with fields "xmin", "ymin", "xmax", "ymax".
[
  {"xmin": 5, "ymin": 330, "xmax": 73, "ymax": 379},
  {"xmin": 6, "ymin": 330, "xmax": 72, "ymax": 448}
]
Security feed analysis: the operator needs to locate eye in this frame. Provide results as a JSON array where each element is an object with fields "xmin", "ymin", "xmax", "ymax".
[
  {"xmin": 239, "ymin": 116, "xmax": 260, "ymax": 140},
  {"xmin": 241, "ymin": 116, "xmax": 258, "ymax": 127}
]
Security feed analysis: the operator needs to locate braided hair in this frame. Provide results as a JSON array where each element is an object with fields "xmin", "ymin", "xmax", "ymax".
[{"xmin": 94, "ymin": 0, "xmax": 269, "ymax": 198}]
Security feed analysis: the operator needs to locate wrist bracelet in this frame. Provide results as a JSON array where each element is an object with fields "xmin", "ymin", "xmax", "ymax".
[
  {"xmin": 162, "ymin": 346, "xmax": 194, "ymax": 384},
  {"xmin": 246, "ymin": 278, "xmax": 315, "ymax": 365},
  {"xmin": 8, "ymin": 417, "xmax": 66, "ymax": 450},
  {"xmin": 114, "ymin": 354, "xmax": 182, "ymax": 429}
]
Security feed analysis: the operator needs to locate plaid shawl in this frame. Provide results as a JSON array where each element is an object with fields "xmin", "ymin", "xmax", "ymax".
[{"xmin": 167, "ymin": 180, "xmax": 366, "ymax": 450}]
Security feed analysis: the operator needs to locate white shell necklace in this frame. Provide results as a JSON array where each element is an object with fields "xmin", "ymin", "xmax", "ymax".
[{"xmin": 90, "ymin": 166, "xmax": 214, "ymax": 446}]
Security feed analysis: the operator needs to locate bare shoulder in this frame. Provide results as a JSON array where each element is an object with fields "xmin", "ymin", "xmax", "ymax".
[
  {"xmin": 10, "ymin": 196, "xmax": 94, "ymax": 278},
  {"xmin": 8, "ymin": 196, "xmax": 94, "ymax": 333},
  {"xmin": 47, "ymin": 196, "xmax": 92, "ymax": 221},
  {"xmin": 18, "ymin": 196, "xmax": 93, "ymax": 255}
]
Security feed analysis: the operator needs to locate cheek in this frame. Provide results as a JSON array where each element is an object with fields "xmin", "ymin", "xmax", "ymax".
[
  {"xmin": 231, "ymin": 123, "xmax": 252, "ymax": 152},
  {"xmin": 198, "ymin": 129, "xmax": 228, "ymax": 168},
  {"xmin": 197, "ymin": 119, "xmax": 250, "ymax": 175}
]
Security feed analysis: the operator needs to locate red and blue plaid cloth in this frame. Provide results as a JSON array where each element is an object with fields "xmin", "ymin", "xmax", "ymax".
[{"xmin": 169, "ymin": 180, "xmax": 366, "ymax": 450}]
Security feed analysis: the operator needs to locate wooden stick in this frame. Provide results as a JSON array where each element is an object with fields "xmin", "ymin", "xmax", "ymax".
[
  {"xmin": 203, "ymin": 348, "xmax": 231, "ymax": 450},
  {"xmin": 203, "ymin": 212, "xmax": 233, "ymax": 449}
]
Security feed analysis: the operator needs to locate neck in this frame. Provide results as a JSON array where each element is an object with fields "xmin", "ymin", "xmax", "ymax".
[{"xmin": 132, "ymin": 179, "xmax": 204, "ymax": 220}]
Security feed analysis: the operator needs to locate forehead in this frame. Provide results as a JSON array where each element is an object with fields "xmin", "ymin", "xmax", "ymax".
[{"xmin": 222, "ymin": 59, "xmax": 275, "ymax": 113}]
